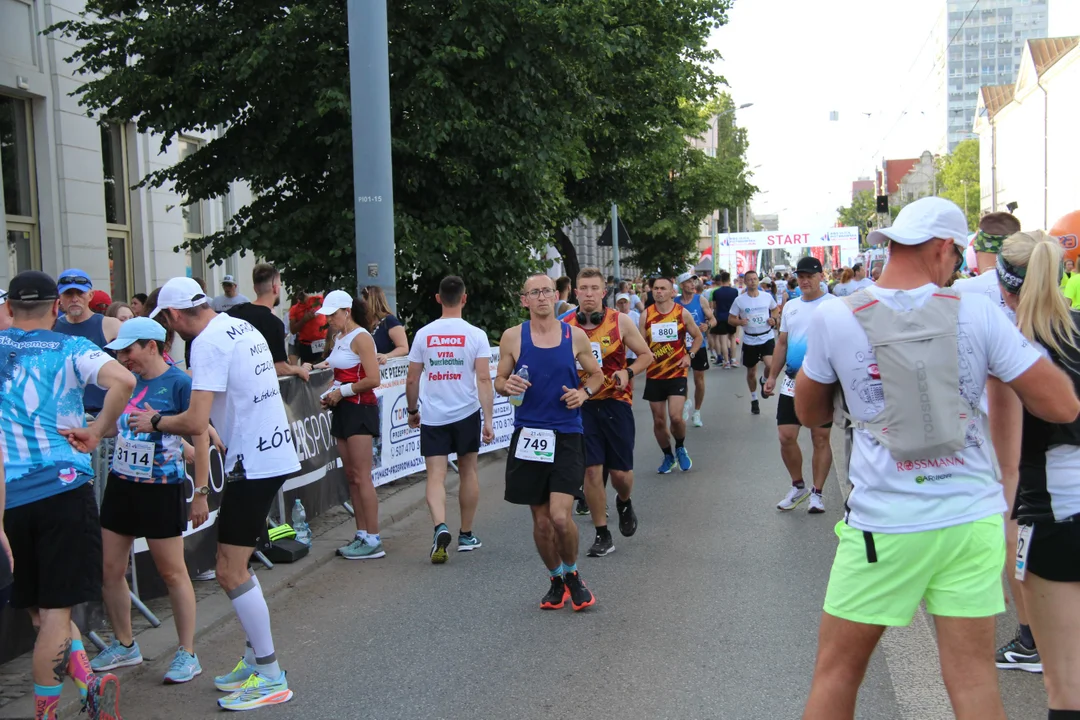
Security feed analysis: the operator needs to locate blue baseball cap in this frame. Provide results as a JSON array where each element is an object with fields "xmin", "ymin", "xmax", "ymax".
[
  {"xmin": 105, "ymin": 317, "xmax": 167, "ymax": 350},
  {"xmin": 57, "ymin": 268, "xmax": 93, "ymax": 294}
]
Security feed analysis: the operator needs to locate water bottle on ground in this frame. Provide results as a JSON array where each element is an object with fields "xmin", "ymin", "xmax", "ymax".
[
  {"xmin": 291, "ymin": 499, "xmax": 311, "ymax": 545},
  {"xmin": 508, "ymin": 365, "xmax": 529, "ymax": 407}
]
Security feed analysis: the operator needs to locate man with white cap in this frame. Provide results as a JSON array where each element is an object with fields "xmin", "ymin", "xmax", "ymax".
[
  {"xmin": 794, "ymin": 196, "xmax": 1078, "ymax": 719},
  {"xmin": 211, "ymin": 274, "xmax": 250, "ymax": 313},
  {"xmin": 127, "ymin": 276, "xmax": 301, "ymax": 711}
]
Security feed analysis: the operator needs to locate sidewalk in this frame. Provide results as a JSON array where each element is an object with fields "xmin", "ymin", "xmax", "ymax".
[{"xmin": 0, "ymin": 452, "xmax": 504, "ymax": 720}]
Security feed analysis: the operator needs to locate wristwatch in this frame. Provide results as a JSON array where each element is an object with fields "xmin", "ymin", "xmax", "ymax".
[
  {"xmin": 584, "ymin": 386, "xmax": 595, "ymax": 398},
  {"xmin": 626, "ymin": 368, "xmax": 635, "ymax": 381},
  {"xmin": 150, "ymin": 413, "xmax": 163, "ymax": 431},
  {"xmin": 407, "ymin": 408, "xmax": 419, "ymax": 415},
  {"xmin": 194, "ymin": 485, "xmax": 210, "ymax": 496}
]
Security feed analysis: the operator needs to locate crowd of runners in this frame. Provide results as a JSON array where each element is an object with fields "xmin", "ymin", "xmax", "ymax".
[{"xmin": 1, "ymin": 195, "xmax": 1080, "ymax": 718}]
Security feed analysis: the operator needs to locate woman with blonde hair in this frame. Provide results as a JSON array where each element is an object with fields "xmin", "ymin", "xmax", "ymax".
[
  {"xmin": 362, "ymin": 286, "xmax": 409, "ymax": 364},
  {"xmin": 831, "ymin": 267, "xmax": 856, "ymax": 297},
  {"xmin": 992, "ymin": 229, "xmax": 1080, "ymax": 716}
]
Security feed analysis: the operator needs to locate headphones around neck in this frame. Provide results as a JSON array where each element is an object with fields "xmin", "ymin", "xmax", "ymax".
[{"xmin": 575, "ymin": 308, "xmax": 605, "ymax": 325}]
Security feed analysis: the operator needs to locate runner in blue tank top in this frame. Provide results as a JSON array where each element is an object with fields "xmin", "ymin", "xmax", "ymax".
[
  {"xmin": 676, "ymin": 273, "xmax": 716, "ymax": 429},
  {"xmin": 496, "ymin": 274, "xmax": 604, "ymax": 612}
]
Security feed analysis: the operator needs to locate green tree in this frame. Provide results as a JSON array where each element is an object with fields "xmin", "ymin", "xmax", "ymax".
[
  {"xmin": 936, "ymin": 139, "xmax": 980, "ymax": 231},
  {"xmin": 836, "ymin": 191, "xmax": 878, "ymax": 248},
  {"xmin": 51, "ymin": 0, "xmax": 732, "ymax": 337}
]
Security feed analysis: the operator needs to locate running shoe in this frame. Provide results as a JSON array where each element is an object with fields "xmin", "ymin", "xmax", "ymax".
[
  {"xmin": 84, "ymin": 672, "xmax": 121, "ymax": 720},
  {"xmin": 575, "ymin": 498, "xmax": 590, "ymax": 516},
  {"xmin": 995, "ymin": 637, "xmax": 1042, "ymax": 673},
  {"xmin": 760, "ymin": 375, "xmax": 772, "ymax": 399},
  {"xmin": 751, "ymin": 399, "xmax": 760, "ymax": 415},
  {"xmin": 337, "ymin": 531, "xmax": 364, "ymax": 556},
  {"xmin": 430, "ymin": 525, "xmax": 452, "ymax": 564},
  {"xmin": 658, "ymin": 454, "xmax": 676, "ymax": 474},
  {"xmin": 341, "ymin": 538, "xmax": 386, "ymax": 560},
  {"xmin": 564, "ymin": 571, "xmax": 597, "ymax": 611},
  {"xmin": 723, "ymin": 361, "xmax": 731, "ymax": 369},
  {"xmin": 676, "ymin": 446, "xmax": 692, "ymax": 472},
  {"xmin": 457, "ymin": 534, "xmax": 483, "ymax": 552},
  {"xmin": 215, "ymin": 659, "xmax": 257, "ymax": 692},
  {"xmin": 616, "ymin": 500, "xmax": 638, "ymax": 537},
  {"xmin": 91, "ymin": 639, "xmax": 143, "ymax": 672},
  {"xmin": 540, "ymin": 576, "xmax": 570, "ymax": 610},
  {"xmin": 163, "ymin": 648, "xmax": 202, "ymax": 684},
  {"xmin": 808, "ymin": 491, "xmax": 825, "ymax": 514},
  {"xmin": 692, "ymin": 410, "xmax": 703, "ymax": 428},
  {"xmin": 777, "ymin": 485, "xmax": 810, "ymax": 510},
  {"xmin": 682, "ymin": 399, "xmax": 694, "ymax": 423},
  {"xmin": 217, "ymin": 672, "xmax": 294, "ymax": 711},
  {"xmin": 586, "ymin": 533, "xmax": 614, "ymax": 557}
]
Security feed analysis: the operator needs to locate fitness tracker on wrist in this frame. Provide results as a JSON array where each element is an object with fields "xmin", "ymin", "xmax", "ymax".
[{"xmin": 151, "ymin": 413, "xmax": 163, "ymax": 431}]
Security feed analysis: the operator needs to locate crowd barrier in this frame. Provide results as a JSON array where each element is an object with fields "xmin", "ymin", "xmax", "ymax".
[{"xmin": 0, "ymin": 350, "xmax": 513, "ymax": 664}]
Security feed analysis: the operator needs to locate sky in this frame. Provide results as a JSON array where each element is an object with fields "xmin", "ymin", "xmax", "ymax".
[{"xmin": 708, "ymin": 0, "xmax": 1080, "ymax": 231}]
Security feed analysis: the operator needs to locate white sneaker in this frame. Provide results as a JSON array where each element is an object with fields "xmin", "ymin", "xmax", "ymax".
[
  {"xmin": 808, "ymin": 491, "xmax": 825, "ymax": 514},
  {"xmin": 777, "ymin": 485, "xmax": 810, "ymax": 511},
  {"xmin": 692, "ymin": 411, "xmax": 703, "ymax": 428},
  {"xmin": 682, "ymin": 399, "xmax": 694, "ymax": 423}
]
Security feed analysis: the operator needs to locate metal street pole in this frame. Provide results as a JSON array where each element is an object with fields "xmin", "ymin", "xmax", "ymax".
[
  {"xmin": 711, "ymin": 216, "xmax": 718, "ymax": 278},
  {"xmin": 611, "ymin": 203, "xmax": 621, "ymax": 283},
  {"xmin": 348, "ymin": 0, "xmax": 397, "ymax": 312}
]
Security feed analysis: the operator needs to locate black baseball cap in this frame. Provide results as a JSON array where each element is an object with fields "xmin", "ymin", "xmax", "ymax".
[
  {"xmin": 9, "ymin": 271, "xmax": 59, "ymax": 302},
  {"xmin": 796, "ymin": 257, "xmax": 824, "ymax": 275}
]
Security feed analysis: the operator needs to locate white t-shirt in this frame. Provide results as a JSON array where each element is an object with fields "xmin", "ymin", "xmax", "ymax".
[
  {"xmin": 802, "ymin": 285, "xmax": 1041, "ymax": 533},
  {"xmin": 211, "ymin": 293, "xmax": 251, "ymax": 313},
  {"xmin": 779, "ymin": 293, "xmax": 838, "ymax": 376},
  {"xmin": 407, "ymin": 317, "xmax": 491, "ymax": 426},
  {"xmin": 952, "ymin": 269, "xmax": 1016, "ymax": 416},
  {"xmin": 624, "ymin": 310, "xmax": 642, "ymax": 359},
  {"xmin": 191, "ymin": 313, "xmax": 301, "ymax": 479},
  {"xmin": 853, "ymin": 277, "xmax": 875, "ymax": 291},
  {"xmin": 730, "ymin": 291, "xmax": 777, "ymax": 345},
  {"xmin": 831, "ymin": 281, "xmax": 857, "ymax": 297}
]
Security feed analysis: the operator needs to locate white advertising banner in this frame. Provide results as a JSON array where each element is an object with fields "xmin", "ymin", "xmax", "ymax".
[
  {"xmin": 715, "ymin": 227, "xmax": 861, "ymax": 275},
  {"xmin": 372, "ymin": 348, "xmax": 513, "ymax": 486}
]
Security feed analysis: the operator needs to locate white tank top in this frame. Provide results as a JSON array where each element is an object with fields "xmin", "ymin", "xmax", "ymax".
[{"xmin": 327, "ymin": 326, "xmax": 376, "ymax": 405}]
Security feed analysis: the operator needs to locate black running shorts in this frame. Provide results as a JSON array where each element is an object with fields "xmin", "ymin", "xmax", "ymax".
[
  {"xmin": 99, "ymin": 474, "xmax": 188, "ymax": 539},
  {"xmin": 582, "ymin": 399, "xmax": 635, "ymax": 471},
  {"xmin": 711, "ymin": 323, "xmax": 736, "ymax": 336},
  {"xmin": 777, "ymin": 393, "xmax": 833, "ymax": 428},
  {"xmin": 742, "ymin": 339, "xmax": 775, "ymax": 368},
  {"xmin": 421, "ymin": 410, "xmax": 482, "ymax": 458},
  {"xmin": 1026, "ymin": 515, "xmax": 1080, "ymax": 582},
  {"xmin": 691, "ymin": 350, "xmax": 710, "ymax": 372},
  {"xmin": 331, "ymin": 401, "xmax": 380, "ymax": 439},
  {"xmin": 216, "ymin": 474, "xmax": 288, "ymax": 548},
  {"xmin": 504, "ymin": 429, "xmax": 585, "ymax": 506},
  {"xmin": 643, "ymin": 377, "xmax": 688, "ymax": 403},
  {"xmin": 6, "ymin": 483, "xmax": 102, "ymax": 609}
]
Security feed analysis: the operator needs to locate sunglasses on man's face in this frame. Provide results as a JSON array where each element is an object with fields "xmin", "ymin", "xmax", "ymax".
[{"xmin": 58, "ymin": 276, "xmax": 92, "ymax": 287}]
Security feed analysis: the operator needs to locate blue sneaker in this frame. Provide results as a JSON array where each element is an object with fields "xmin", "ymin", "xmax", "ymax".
[
  {"xmin": 218, "ymin": 671, "xmax": 294, "ymax": 711},
  {"xmin": 90, "ymin": 639, "xmax": 143, "ymax": 672},
  {"xmin": 214, "ymin": 658, "xmax": 256, "ymax": 692},
  {"xmin": 163, "ymin": 647, "xmax": 202, "ymax": 684},
  {"xmin": 658, "ymin": 454, "xmax": 676, "ymax": 474},
  {"xmin": 676, "ymin": 446, "xmax": 692, "ymax": 472},
  {"xmin": 457, "ymin": 534, "xmax": 482, "ymax": 552}
]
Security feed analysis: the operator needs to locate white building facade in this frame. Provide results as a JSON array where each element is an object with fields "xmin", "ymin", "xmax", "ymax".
[
  {"xmin": 975, "ymin": 36, "xmax": 1080, "ymax": 230},
  {"xmin": 1, "ymin": 0, "xmax": 257, "ymax": 302}
]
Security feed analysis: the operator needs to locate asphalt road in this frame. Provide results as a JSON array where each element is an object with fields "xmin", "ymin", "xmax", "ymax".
[{"xmin": 110, "ymin": 366, "xmax": 1049, "ymax": 719}]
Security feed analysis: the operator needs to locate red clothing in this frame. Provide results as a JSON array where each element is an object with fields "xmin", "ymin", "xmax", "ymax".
[{"xmin": 289, "ymin": 295, "xmax": 327, "ymax": 344}]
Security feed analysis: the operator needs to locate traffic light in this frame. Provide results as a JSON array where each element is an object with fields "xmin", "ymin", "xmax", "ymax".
[{"xmin": 876, "ymin": 195, "xmax": 889, "ymax": 214}]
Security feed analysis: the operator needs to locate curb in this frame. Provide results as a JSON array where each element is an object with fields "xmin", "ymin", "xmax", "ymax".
[{"xmin": 0, "ymin": 452, "xmax": 504, "ymax": 720}]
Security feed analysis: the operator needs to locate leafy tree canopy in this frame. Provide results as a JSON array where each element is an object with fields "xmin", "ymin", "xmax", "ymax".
[
  {"xmin": 935, "ymin": 139, "xmax": 980, "ymax": 232},
  {"xmin": 52, "ymin": 0, "xmax": 733, "ymax": 335}
]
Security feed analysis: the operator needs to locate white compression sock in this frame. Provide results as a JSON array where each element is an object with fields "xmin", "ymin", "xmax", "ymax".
[{"xmin": 228, "ymin": 577, "xmax": 281, "ymax": 679}]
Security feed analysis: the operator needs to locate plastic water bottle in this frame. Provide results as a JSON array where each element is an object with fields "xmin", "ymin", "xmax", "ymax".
[
  {"xmin": 508, "ymin": 365, "xmax": 529, "ymax": 407},
  {"xmin": 291, "ymin": 499, "xmax": 311, "ymax": 545}
]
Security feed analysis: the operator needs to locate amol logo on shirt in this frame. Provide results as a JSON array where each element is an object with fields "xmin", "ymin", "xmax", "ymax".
[{"xmin": 428, "ymin": 335, "xmax": 465, "ymax": 348}]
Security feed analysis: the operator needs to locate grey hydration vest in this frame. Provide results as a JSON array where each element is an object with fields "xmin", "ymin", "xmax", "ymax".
[{"xmin": 841, "ymin": 287, "xmax": 975, "ymax": 462}]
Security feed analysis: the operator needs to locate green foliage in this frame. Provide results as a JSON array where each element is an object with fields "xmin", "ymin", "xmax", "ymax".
[
  {"xmin": 935, "ymin": 139, "xmax": 980, "ymax": 232},
  {"xmin": 50, "ymin": 0, "xmax": 733, "ymax": 336},
  {"xmin": 837, "ymin": 191, "xmax": 878, "ymax": 248}
]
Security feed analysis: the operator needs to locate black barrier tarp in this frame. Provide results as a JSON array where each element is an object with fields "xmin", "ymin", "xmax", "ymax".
[{"xmin": 0, "ymin": 370, "xmax": 349, "ymax": 665}]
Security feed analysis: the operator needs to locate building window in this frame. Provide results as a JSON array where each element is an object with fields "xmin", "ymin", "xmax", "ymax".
[
  {"xmin": 101, "ymin": 123, "xmax": 134, "ymax": 301},
  {"xmin": 0, "ymin": 95, "xmax": 39, "ymax": 277},
  {"xmin": 178, "ymin": 137, "xmax": 206, "ymax": 280}
]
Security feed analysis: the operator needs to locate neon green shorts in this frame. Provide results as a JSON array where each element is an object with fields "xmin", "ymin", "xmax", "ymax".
[{"xmin": 823, "ymin": 515, "xmax": 1006, "ymax": 627}]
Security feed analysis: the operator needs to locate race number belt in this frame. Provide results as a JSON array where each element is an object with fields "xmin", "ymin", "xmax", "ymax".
[{"xmin": 745, "ymin": 329, "xmax": 772, "ymax": 337}]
